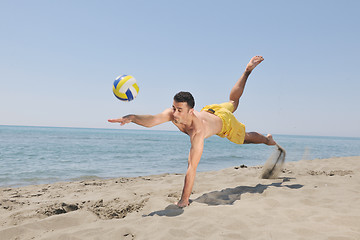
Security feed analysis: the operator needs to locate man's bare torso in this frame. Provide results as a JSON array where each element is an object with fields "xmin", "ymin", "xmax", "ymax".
[{"xmin": 172, "ymin": 110, "xmax": 223, "ymax": 139}]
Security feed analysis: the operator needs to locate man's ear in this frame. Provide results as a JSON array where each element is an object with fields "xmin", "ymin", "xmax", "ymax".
[{"xmin": 189, "ymin": 108, "xmax": 194, "ymax": 115}]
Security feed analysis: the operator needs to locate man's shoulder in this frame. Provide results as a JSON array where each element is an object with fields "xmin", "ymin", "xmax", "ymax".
[
  {"xmin": 196, "ymin": 110, "xmax": 214, "ymax": 119},
  {"xmin": 159, "ymin": 108, "xmax": 174, "ymax": 119}
]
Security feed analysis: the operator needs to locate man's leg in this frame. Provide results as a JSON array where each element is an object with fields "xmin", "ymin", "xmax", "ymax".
[
  {"xmin": 244, "ymin": 132, "xmax": 276, "ymax": 146},
  {"xmin": 229, "ymin": 56, "xmax": 274, "ymax": 146},
  {"xmin": 229, "ymin": 56, "xmax": 264, "ymax": 112}
]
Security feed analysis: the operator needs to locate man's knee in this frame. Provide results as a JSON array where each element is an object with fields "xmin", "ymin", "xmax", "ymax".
[
  {"xmin": 243, "ymin": 132, "xmax": 251, "ymax": 144},
  {"xmin": 229, "ymin": 100, "xmax": 238, "ymax": 113}
]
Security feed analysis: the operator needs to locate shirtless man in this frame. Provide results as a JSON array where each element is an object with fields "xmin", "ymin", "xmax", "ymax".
[{"xmin": 108, "ymin": 56, "xmax": 278, "ymax": 207}]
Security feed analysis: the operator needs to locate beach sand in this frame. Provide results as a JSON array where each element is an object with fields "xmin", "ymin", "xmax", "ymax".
[{"xmin": 1, "ymin": 156, "xmax": 360, "ymax": 240}]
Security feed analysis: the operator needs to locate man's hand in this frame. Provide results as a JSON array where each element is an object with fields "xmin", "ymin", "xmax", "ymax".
[
  {"xmin": 175, "ymin": 199, "xmax": 189, "ymax": 208},
  {"xmin": 108, "ymin": 115, "xmax": 132, "ymax": 125}
]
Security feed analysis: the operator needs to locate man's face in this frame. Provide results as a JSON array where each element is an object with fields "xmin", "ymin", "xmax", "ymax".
[{"xmin": 172, "ymin": 101, "xmax": 193, "ymax": 124}]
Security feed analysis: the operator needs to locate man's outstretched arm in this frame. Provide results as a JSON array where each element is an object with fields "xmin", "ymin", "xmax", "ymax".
[
  {"xmin": 108, "ymin": 108, "xmax": 173, "ymax": 128},
  {"xmin": 177, "ymin": 130, "xmax": 204, "ymax": 207}
]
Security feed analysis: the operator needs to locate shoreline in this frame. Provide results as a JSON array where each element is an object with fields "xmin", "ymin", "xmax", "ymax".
[
  {"xmin": 1, "ymin": 156, "xmax": 360, "ymax": 239},
  {"xmin": 2, "ymin": 155, "xmax": 360, "ymax": 190},
  {"xmin": 2, "ymin": 153, "xmax": 360, "ymax": 189}
]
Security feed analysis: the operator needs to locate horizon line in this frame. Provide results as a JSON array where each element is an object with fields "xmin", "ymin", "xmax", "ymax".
[{"xmin": 1, "ymin": 124, "xmax": 359, "ymax": 139}]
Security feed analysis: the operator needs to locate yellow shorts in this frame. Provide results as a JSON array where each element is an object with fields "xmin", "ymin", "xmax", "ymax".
[{"xmin": 201, "ymin": 102, "xmax": 246, "ymax": 144}]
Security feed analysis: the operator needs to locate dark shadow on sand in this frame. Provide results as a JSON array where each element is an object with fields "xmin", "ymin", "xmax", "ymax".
[
  {"xmin": 194, "ymin": 177, "xmax": 302, "ymax": 206},
  {"xmin": 143, "ymin": 178, "xmax": 302, "ymax": 216},
  {"xmin": 143, "ymin": 204, "xmax": 184, "ymax": 217}
]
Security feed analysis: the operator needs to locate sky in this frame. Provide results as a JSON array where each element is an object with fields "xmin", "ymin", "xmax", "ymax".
[{"xmin": 0, "ymin": 0, "xmax": 359, "ymax": 137}]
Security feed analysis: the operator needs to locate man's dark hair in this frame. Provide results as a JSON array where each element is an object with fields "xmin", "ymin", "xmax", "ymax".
[{"xmin": 173, "ymin": 91, "xmax": 195, "ymax": 109}]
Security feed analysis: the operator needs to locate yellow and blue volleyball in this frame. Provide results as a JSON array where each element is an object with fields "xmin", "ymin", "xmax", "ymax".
[{"xmin": 112, "ymin": 75, "xmax": 139, "ymax": 101}]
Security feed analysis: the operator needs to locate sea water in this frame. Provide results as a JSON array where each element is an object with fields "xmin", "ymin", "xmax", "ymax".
[{"xmin": 1, "ymin": 125, "xmax": 359, "ymax": 187}]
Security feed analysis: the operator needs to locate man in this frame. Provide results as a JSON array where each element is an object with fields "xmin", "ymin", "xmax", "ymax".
[{"xmin": 109, "ymin": 56, "xmax": 279, "ymax": 208}]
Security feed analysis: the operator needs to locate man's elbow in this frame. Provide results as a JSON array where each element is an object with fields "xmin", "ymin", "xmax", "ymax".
[
  {"xmin": 144, "ymin": 117, "xmax": 169, "ymax": 128},
  {"xmin": 143, "ymin": 120, "xmax": 159, "ymax": 128},
  {"xmin": 186, "ymin": 164, "xmax": 198, "ymax": 174},
  {"xmin": 141, "ymin": 116, "xmax": 158, "ymax": 128}
]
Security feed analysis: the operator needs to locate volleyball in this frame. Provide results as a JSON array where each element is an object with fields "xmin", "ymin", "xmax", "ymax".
[{"xmin": 112, "ymin": 75, "xmax": 139, "ymax": 101}]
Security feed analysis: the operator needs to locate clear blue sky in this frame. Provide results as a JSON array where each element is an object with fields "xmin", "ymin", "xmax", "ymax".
[{"xmin": 1, "ymin": 0, "xmax": 359, "ymax": 137}]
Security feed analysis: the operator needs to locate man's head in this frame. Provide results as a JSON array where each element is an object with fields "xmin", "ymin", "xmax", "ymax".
[
  {"xmin": 173, "ymin": 91, "xmax": 195, "ymax": 109},
  {"xmin": 172, "ymin": 91, "xmax": 195, "ymax": 124}
]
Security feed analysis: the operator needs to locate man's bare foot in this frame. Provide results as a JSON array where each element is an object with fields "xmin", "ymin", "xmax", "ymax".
[
  {"xmin": 246, "ymin": 56, "xmax": 264, "ymax": 72},
  {"xmin": 266, "ymin": 134, "xmax": 276, "ymax": 146}
]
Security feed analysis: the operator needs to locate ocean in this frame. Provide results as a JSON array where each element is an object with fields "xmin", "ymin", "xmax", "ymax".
[{"xmin": 1, "ymin": 125, "xmax": 359, "ymax": 188}]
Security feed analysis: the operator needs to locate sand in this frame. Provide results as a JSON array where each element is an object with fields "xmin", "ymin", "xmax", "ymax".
[{"xmin": 1, "ymin": 156, "xmax": 360, "ymax": 240}]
